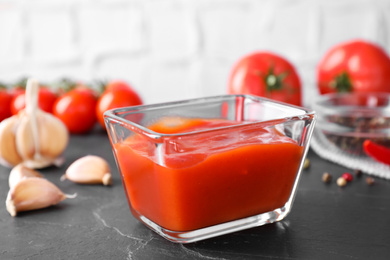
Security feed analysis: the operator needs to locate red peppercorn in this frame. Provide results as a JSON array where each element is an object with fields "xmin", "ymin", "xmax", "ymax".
[{"xmin": 342, "ymin": 172, "xmax": 353, "ymax": 182}]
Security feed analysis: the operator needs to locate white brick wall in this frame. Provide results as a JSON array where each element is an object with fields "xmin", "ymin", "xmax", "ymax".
[{"xmin": 0, "ymin": 0, "xmax": 389, "ymax": 106}]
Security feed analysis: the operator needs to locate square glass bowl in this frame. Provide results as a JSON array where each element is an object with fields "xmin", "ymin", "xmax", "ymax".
[
  {"xmin": 312, "ymin": 92, "xmax": 390, "ymax": 156},
  {"xmin": 104, "ymin": 95, "xmax": 316, "ymax": 243}
]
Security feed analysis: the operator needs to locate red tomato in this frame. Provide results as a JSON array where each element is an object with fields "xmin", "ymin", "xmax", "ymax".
[
  {"xmin": 8, "ymin": 86, "xmax": 25, "ymax": 99},
  {"xmin": 104, "ymin": 80, "xmax": 132, "ymax": 92},
  {"xmin": 96, "ymin": 80, "xmax": 143, "ymax": 129},
  {"xmin": 0, "ymin": 89, "xmax": 13, "ymax": 122},
  {"xmin": 53, "ymin": 88, "xmax": 97, "ymax": 134},
  {"xmin": 11, "ymin": 87, "xmax": 58, "ymax": 115},
  {"xmin": 227, "ymin": 52, "xmax": 302, "ymax": 106},
  {"xmin": 317, "ymin": 40, "xmax": 390, "ymax": 94}
]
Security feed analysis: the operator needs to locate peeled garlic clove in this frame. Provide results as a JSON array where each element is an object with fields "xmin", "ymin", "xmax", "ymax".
[
  {"xmin": 62, "ymin": 155, "xmax": 112, "ymax": 186},
  {"xmin": 6, "ymin": 177, "xmax": 73, "ymax": 217},
  {"xmin": 0, "ymin": 116, "xmax": 23, "ymax": 167},
  {"xmin": 8, "ymin": 164, "xmax": 43, "ymax": 189}
]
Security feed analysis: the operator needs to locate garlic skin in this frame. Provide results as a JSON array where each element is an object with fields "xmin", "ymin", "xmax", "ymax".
[
  {"xmin": 62, "ymin": 155, "xmax": 112, "ymax": 186},
  {"xmin": 0, "ymin": 78, "xmax": 69, "ymax": 169},
  {"xmin": 6, "ymin": 177, "xmax": 72, "ymax": 217},
  {"xmin": 8, "ymin": 164, "xmax": 43, "ymax": 189}
]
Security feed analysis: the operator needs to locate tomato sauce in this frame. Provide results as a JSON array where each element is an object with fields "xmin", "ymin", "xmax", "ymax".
[{"xmin": 114, "ymin": 118, "xmax": 303, "ymax": 231}]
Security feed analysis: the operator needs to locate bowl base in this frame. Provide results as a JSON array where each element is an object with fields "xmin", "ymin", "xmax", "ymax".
[{"xmin": 132, "ymin": 204, "xmax": 291, "ymax": 243}]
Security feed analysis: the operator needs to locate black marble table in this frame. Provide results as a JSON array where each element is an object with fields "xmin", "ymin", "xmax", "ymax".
[{"xmin": 1, "ymin": 129, "xmax": 390, "ymax": 260}]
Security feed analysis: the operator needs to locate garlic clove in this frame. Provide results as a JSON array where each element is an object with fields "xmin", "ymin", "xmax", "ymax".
[
  {"xmin": 0, "ymin": 115, "xmax": 23, "ymax": 167},
  {"xmin": 62, "ymin": 155, "xmax": 112, "ymax": 186},
  {"xmin": 8, "ymin": 164, "xmax": 43, "ymax": 189},
  {"xmin": 14, "ymin": 115, "xmax": 36, "ymax": 160},
  {"xmin": 36, "ymin": 110, "xmax": 69, "ymax": 159},
  {"xmin": 6, "ymin": 177, "xmax": 73, "ymax": 217}
]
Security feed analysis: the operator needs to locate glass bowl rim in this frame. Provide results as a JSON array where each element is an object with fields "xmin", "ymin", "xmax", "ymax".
[
  {"xmin": 104, "ymin": 94, "xmax": 315, "ymax": 138},
  {"xmin": 313, "ymin": 92, "xmax": 390, "ymax": 112}
]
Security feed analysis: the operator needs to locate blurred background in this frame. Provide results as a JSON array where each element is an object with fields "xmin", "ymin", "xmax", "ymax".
[{"xmin": 0, "ymin": 0, "xmax": 389, "ymax": 106}]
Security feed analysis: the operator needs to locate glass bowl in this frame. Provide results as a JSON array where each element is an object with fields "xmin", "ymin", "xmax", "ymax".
[
  {"xmin": 104, "ymin": 95, "xmax": 316, "ymax": 243},
  {"xmin": 312, "ymin": 92, "xmax": 390, "ymax": 156}
]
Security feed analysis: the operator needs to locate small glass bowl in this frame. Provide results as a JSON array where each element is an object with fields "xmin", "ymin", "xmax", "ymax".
[
  {"xmin": 104, "ymin": 95, "xmax": 316, "ymax": 243},
  {"xmin": 312, "ymin": 92, "xmax": 390, "ymax": 156}
]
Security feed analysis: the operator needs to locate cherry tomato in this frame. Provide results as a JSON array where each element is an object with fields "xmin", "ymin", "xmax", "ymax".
[
  {"xmin": 104, "ymin": 80, "xmax": 141, "ymax": 93},
  {"xmin": 0, "ymin": 89, "xmax": 13, "ymax": 122},
  {"xmin": 53, "ymin": 88, "xmax": 97, "ymax": 134},
  {"xmin": 11, "ymin": 87, "xmax": 58, "ymax": 115},
  {"xmin": 8, "ymin": 86, "xmax": 25, "ymax": 99},
  {"xmin": 227, "ymin": 51, "xmax": 302, "ymax": 106},
  {"xmin": 317, "ymin": 40, "xmax": 390, "ymax": 94},
  {"xmin": 96, "ymin": 80, "xmax": 143, "ymax": 129}
]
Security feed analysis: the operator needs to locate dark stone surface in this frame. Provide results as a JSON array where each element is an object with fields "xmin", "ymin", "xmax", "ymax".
[{"xmin": 1, "ymin": 129, "xmax": 390, "ymax": 259}]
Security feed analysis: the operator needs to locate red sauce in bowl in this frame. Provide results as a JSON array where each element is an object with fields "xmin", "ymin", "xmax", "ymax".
[{"xmin": 114, "ymin": 118, "xmax": 303, "ymax": 231}]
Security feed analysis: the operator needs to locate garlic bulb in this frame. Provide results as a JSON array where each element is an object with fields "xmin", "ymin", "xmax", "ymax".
[
  {"xmin": 61, "ymin": 155, "xmax": 112, "ymax": 186},
  {"xmin": 6, "ymin": 177, "xmax": 74, "ymax": 217},
  {"xmin": 0, "ymin": 78, "xmax": 68, "ymax": 169}
]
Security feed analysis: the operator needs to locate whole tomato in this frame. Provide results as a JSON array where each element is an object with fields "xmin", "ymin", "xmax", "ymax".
[
  {"xmin": 227, "ymin": 51, "xmax": 302, "ymax": 106},
  {"xmin": 317, "ymin": 40, "xmax": 390, "ymax": 94},
  {"xmin": 0, "ymin": 89, "xmax": 13, "ymax": 122},
  {"xmin": 8, "ymin": 86, "xmax": 25, "ymax": 99},
  {"xmin": 96, "ymin": 80, "xmax": 143, "ymax": 129},
  {"xmin": 11, "ymin": 87, "xmax": 58, "ymax": 115},
  {"xmin": 53, "ymin": 87, "xmax": 97, "ymax": 134}
]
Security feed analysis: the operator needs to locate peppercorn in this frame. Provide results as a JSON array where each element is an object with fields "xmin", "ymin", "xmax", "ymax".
[
  {"xmin": 342, "ymin": 172, "xmax": 353, "ymax": 182},
  {"xmin": 366, "ymin": 177, "xmax": 375, "ymax": 185},
  {"xmin": 303, "ymin": 158, "xmax": 310, "ymax": 170},
  {"xmin": 322, "ymin": 172, "xmax": 332, "ymax": 183},
  {"xmin": 337, "ymin": 177, "xmax": 347, "ymax": 187},
  {"xmin": 354, "ymin": 169, "xmax": 363, "ymax": 177}
]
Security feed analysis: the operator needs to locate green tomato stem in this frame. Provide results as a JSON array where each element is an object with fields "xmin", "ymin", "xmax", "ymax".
[{"xmin": 330, "ymin": 72, "xmax": 352, "ymax": 92}]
